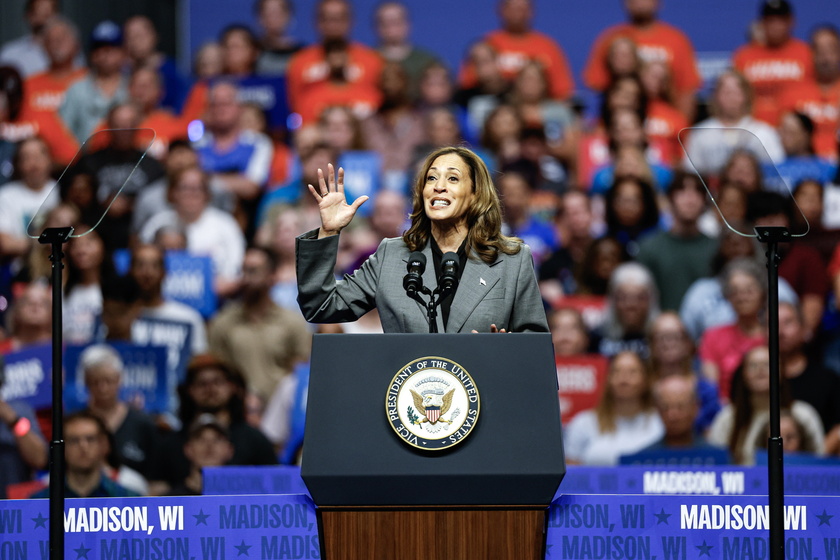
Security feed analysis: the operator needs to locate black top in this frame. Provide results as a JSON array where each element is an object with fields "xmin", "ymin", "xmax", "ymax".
[
  {"xmin": 429, "ymin": 237, "xmax": 468, "ymax": 329},
  {"xmin": 153, "ymin": 420, "xmax": 278, "ymax": 486},
  {"xmin": 108, "ymin": 407, "xmax": 159, "ymax": 480},
  {"xmin": 788, "ymin": 360, "xmax": 840, "ymax": 433}
]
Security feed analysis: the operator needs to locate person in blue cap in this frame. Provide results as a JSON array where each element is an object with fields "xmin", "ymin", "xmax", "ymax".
[{"xmin": 59, "ymin": 20, "xmax": 129, "ymax": 142}]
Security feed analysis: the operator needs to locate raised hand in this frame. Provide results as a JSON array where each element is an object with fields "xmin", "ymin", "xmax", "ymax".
[{"xmin": 308, "ymin": 163, "xmax": 368, "ymax": 238}]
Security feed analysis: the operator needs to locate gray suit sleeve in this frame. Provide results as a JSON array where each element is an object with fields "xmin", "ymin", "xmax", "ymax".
[
  {"xmin": 510, "ymin": 245, "xmax": 549, "ymax": 333},
  {"xmin": 295, "ymin": 230, "xmax": 383, "ymax": 323}
]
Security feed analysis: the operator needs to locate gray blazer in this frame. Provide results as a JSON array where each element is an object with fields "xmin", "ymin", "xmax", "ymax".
[{"xmin": 296, "ymin": 230, "xmax": 549, "ymax": 333}]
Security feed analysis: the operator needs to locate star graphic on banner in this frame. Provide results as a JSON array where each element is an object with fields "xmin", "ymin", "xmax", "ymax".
[
  {"xmin": 816, "ymin": 509, "xmax": 834, "ymax": 527},
  {"xmin": 32, "ymin": 513, "xmax": 48, "ymax": 529},
  {"xmin": 654, "ymin": 508, "xmax": 671, "ymax": 525},
  {"xmin": 235, "ymin": 540, "xmax": 252, "ymax": 557},
  {"xmin": 627, "ymin": 479, "xmax": 636, "ymax": 488},
  {"xmin": 696, "ymin": 540, "xmax": 713, "ymax": 557},
  {"xmin": 193, "ymin": 509, "xmax": 210, "ymax": 525},
  {"xmin": 752, "ymin": 478, "xmax": 763, "ymax": 490},
  {"xmin": 74, "ymin": 544, "xmax": 91, "ymax": 559},
  {"xmin": 545, "ymin": 544, "xmax": 552, "ymax": 556}
]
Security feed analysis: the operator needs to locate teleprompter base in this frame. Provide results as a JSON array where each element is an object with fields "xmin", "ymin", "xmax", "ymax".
[{"xmin": 317, "ymin": 505, "xmax": 547, "ymax": 560}]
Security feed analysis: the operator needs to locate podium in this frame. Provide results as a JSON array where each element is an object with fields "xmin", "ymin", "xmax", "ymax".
[{"xmin": 301, "ymin": 334, "xmax": 565, "ymax": 560}]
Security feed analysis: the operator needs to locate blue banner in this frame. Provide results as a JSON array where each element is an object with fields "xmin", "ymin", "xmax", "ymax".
[
  {"xmin": 559, "ymin": 466, "xmax": 840, "ymax": 497},
  {"xmin": 232, "ymin": 76, "xmax": 289, "ymax": 131},
  {"xmin": 2, "ymin": 493, "xmax": 840, "ymax": 560},
  {"xmin": 203, "ymin": 466, "xmax": 309, "ymax": 496},
  {"xmin": 0, "ymin": 344, "xmax": 52, "ymax": 409},
  {"xmin": 0, "ymin": 494, "xmax": 317, "ymax": 560},
  {"xmin": 162, "ymin": 252, "xmax": 217, "ymax": 319},
  {"xmin": 547, "ymin": 494, "xmax": 840, "ymax": 560},
  {"xmin": 64, "ymin": 343, "xmax": 169, "ymax": 413}
]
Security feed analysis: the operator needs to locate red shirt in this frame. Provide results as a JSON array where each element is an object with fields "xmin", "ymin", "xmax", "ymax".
[
  {"xmin": 23, "ymin": 68, "xmax": 87, "ymax": 115},
  {"xmin": 296, "ymin": 80, "xmax": 382, "ymax": 125},
  {"xmin": 0, "ymin": 339, "xmax": 14, "ymax": 354},
  {"xmin": 733, "ymin": 38, "xmax": 813, "ymax": 126},
  {"xmin": 286, "ymin": 43, "xmax": 383, "ymax": 115},
  {"xmin": 779, "ymin": 244, "xmax": 829, "ymax": 300},
  {"xmin": 699, "ymin": 324, "xmax": 766, "ymax": 401},
  {"xmin": 180, "ymin": 80, "xmax": 209, "ymax": 124},
  {"xmin": 779, "ymin": 79, "xmax": 840, "ymax": 161},
  {"xmin": 86, "ymin": 110, "xmax": 187, "ymax": 158},
  {"xmin": 459, "ymin": 29, "xmax": 575, "ymax": 100},
  {"xmin": 139, "ymin": 110, "xmax": 188, "ymax": 159},
  {"xmin": 577, "ymin": 128, "xmax": 611, "ymax": 189},
  {"xmin": 646, "ymin": 99, "xmax": 689, "ymax": 165},
  {"xmin": 828, "ymin": 244, "xmax": 840, "ymax": 279},
  {"xmin": 584, "ymin": 21, "xmax": 701, "ymax": 94},
  {"xmin": 0, "ymin": 107, "xmax": 79, "ymax": 166}
]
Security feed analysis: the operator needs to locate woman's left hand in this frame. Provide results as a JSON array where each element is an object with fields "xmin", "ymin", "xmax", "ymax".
[{"xmin": 471, "ymin": 324, "xmax": 509, "ymax": 333}]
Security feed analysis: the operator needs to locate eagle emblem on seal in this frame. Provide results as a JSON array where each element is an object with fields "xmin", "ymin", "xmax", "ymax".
[{"xmin": 410, "ymin": 387, "xmax": 455, "ymax": 425}]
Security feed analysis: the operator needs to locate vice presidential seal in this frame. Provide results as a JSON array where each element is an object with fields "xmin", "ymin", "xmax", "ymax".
[{"xmin": 386, "ymin": 357, "xmax": 480, "ymax": 450}]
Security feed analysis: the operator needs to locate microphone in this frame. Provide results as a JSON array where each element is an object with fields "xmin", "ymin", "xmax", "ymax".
[
  {"xmin": 403, "ymin": 251, "xmax": 426, "ymax": 297},
  {"xmin": 438, "ymin": 252, "xmax": 459, "ymax": 298}
]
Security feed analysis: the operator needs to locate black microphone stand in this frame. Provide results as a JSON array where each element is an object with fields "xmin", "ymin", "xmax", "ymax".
[
  {"xmin": 755, "ymin": 225, "xmax": 790, "ymax": 560},
  {"xmin": 407, "ymin": 287, "xmax": 440, "ymax": 333},
  {"xmin": 39, "ymin": 226, "xmax": 73, "ymax": 560}
]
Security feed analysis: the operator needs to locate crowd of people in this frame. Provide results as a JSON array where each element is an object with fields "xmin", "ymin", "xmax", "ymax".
[{"xmin": 2, "ymin": 0, "xmax": 840, "ymax": 498}]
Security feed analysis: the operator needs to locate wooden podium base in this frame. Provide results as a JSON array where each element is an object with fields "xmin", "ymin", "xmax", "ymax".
[{"xmin": 317, "ymin": 505, "xmax": 547, "ymax": 560}]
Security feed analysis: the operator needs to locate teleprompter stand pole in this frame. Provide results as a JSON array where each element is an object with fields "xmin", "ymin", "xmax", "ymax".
[
  {"xmin": 754, "ymin": 225, "xmax": 790, "ymax": 560},
  {"xmin": 39, "ymin": 226, "xmax": 73, "ymax": 560}
]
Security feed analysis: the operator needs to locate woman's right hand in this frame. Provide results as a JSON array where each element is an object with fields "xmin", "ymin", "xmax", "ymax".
[{"xmin": 308, "ymin": 163, "xmax": 368, "ymax": 238}]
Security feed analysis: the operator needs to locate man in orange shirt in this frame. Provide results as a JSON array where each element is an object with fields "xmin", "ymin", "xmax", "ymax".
[
  {"xmin": 0, "ymin": 65, "xmax": 78, "ymax": 168},
  {"xmin": 584, "ymin": 0, "xmax": 700, "ymax": 119},
  {"xmin": 286, "ymin": 0, "xmax": 382, "ymax": 116},
  {"xmin": 297, "ymin": 39, "xmax": 382, "ymax": 125},
  {"xmin": 17, "ymin": 16, "xmax": 84, "ymax": 167},
  {"xmin": 779, "ymin": 25, "xmax": 840, "ymax": 161},
  {"xmin": 733, "ymin": 0, "xmax": 812, "ymax": 127},
  {"xmin": 458, "ymin": 0, "xmax": 574, "ymax": 100},
  {"xmin": 23, "ymin": 17, "xmax": 86, "ymax": 118}
]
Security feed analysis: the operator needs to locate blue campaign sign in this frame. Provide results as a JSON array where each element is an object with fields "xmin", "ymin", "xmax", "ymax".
[
  {"xmin": 338, "ymin": 151, "xmax": 383, "ymax": 217},
  {"xmin": 131, "ymin": 316, "xmax": 193, "ymax": 388},
  {"xmin": 234, "ymin": 75, "xmax": 289, "ymax": 130},
  {"xmin": 163, "ymin": 251, "xmax": 217, "ymax": 319},
  {"xmin": 557, "ymin": 466, "xmax": 840, "ymax": 497},
  {"xmin": 64, "ymin": 343, "xmax": 169, "ymax": 413},
  {"xmin": 546, "ymin": 494, "xmax": 840, "ymax": 560},
  {"xmin": 203, "ymin": 466, "xmax": 309, "ymax": 496},
  {"xmin": 0, "ymin": 493, "xmax": 317, "ymax": 560},
  {"xmin": 2, "ymin": 493, "xmax": 840, "ymax": 560},
  {"xmin": 0, "ymin": 343, "xmax": 52, "ymax": 409}
]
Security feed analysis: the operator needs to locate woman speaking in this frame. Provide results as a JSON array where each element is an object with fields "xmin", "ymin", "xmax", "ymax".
[{"xmin": 296, "ymin": 146, "xmax": 548, "ymax": 333}]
